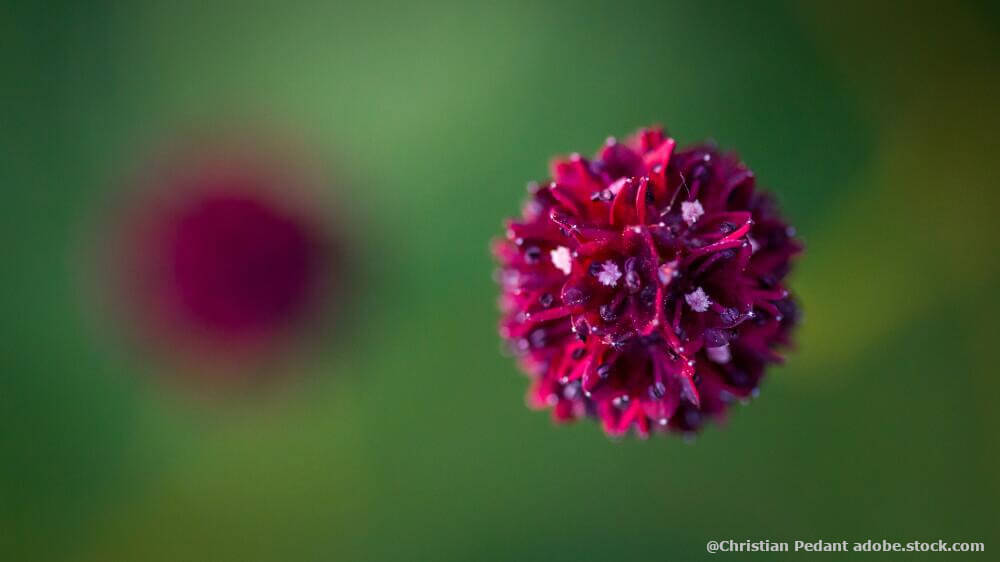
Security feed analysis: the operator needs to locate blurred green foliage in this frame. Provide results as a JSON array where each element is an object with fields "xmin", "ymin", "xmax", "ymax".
[{"xmin": 2, "ymin": 1, "xmax": 998, "ymax": 560}]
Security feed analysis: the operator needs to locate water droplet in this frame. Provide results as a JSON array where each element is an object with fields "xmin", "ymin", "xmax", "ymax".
[
  {"xmin": 599, "ymin": 303, "xmax": 619, "ymax": 323},
  {"xmin": 563, "ymin": 288, "xmax": 587, "ymax": 306}
]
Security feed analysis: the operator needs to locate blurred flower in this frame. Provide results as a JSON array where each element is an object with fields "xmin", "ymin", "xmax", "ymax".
[
  {"xmin": 103, "ymin": 135, "xmax": 345, "ymax": 382},
  {"xmin": 493, "ymin": 127, "xmax": 801, "ymax": 438}
]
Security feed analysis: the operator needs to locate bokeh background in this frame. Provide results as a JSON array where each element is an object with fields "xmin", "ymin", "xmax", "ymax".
[{"xmin": 3, "ymin": 1, "xmax": 999, "ymax": 560}]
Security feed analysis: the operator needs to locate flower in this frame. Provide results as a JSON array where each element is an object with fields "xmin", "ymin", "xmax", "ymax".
[
  {"xmin": 106, "ymin": 137, "xmax": 345, "ymax": 378},
  {"xmin": 493, "ymin": 127, "xmax": 801, "ymax": 438}
]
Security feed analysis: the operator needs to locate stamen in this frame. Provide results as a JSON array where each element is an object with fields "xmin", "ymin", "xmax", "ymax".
[
  {"xmin": 681, "ymin": 199, "xmax": 704, "ymax": 226},
  {"xmin": 550, "ymin": 246, "xmax": 572, "ymax": 275},
  {"xmin": 685, "ymin": 287, "xmax": 711, "ymax": 312},
  {"xmin": 596, "ymin": 260, "xmax": 622, "ymax": 287}
]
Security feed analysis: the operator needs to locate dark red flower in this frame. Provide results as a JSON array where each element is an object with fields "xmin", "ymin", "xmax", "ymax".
[
  {"xmin": 105, "ymin": 137, "xmax": 345, "ymax": 379},
  {"xmin": 493, "ymin": 127, "xmax": 801, "ymax": 438}
]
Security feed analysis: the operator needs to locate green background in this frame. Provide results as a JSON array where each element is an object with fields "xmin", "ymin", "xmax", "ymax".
[{"xmin": 3, "ymin": 1, "xmax": 998, "ymax": 560}]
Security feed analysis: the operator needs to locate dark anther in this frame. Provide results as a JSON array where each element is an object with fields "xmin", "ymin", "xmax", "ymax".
[
  {"xmin": 639, "ymin": 285, "xmax": 656, "ymax": 307},
  {"xmin": 529, "ymin": 329, "xmax": 547, "ymax": 348},
  {"xmin": 538, "ymin": 293, "xmax": 554, "ymax": 308},
  {"xmin": 596, "ymin": 364, "xmax": 612, "ymax": 379},
  {"xmin": 524, "ymin": 246, "xmax": 542, "ymax": 263},
  {"xmin": 684, "ymin": 409, "xmax": 702, "ymax": 428},
  {"xmin": 571, "ymin": 348, "xmax": 586, "ymax": 360},
  {"xmin": 693, "ymin": 164, "xmax": 710, "ymax": 183},
  {"xmin": 625, "ymin": 270, "xmax": 642, "ymax": 293},
  {"xmin": 639, "ymin": 332, "xmax": 662, "ymax": 346},
  {"xmin": 775, "ymin": 298, "xmax": 798, "ymax": 324},
  {"xmin": 572, "ymin": 317, "xmax": 589, "ymax": 341},
  {"xmin": 650, "ymin": 381, "xmax": 667, "ymax": 399}
]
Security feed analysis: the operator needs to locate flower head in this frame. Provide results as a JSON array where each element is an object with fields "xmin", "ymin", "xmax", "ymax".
[
  {"xmin": 493, "ymin": 127, "xmax": 801, "ymax": 438},
  {"xmin": 105, "ymin": 136, "xmax": 346, "ymax": 378}
]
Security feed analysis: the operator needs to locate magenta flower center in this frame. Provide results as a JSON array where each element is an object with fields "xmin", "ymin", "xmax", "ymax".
[
  {"xmin": 111, "ymin": 145, "xmax": 336, "ymax": 368},
  {"xmin": 168, "ymin": 193, "xmax": 318, "ymax": 336}
]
